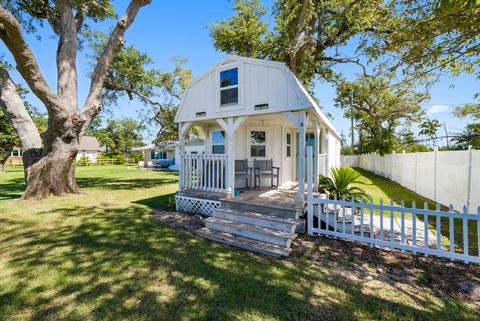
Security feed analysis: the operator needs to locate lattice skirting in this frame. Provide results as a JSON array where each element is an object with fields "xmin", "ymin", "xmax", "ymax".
[{"xmin": 175, "ymin": 195, "xmax": 221, "ymax": 216}]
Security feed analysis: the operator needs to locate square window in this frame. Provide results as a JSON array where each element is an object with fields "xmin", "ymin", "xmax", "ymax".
[
  {"xmin": 251, "ymin": 145, "xmax": 266, "ymax": 157},
  {"xmin": 250, "ymin": 131, "xmax": 266, "ymax": 144},
  {"xmin": 212, "ymin": 130, "xmax": 226, "ymax": 154},
  {"xmin": 220, "ymin": 68, "xmax": 238, "ymax": 87},
  {"xmin": 250, "ymin": 130, "xmax": 266, "ymax": 158},
  {"xmin": 220, "ymin": 87, "xmax": 238, "ymax": 105},
  {"xmin": 212, "ymin": 145, "xmax": 225, "ymax": 154}
]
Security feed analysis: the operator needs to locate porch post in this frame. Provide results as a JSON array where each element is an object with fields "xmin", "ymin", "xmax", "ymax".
[
  {"xmin": 178, "ymin": 121, "xmax": 192, "ymax": 192},
  {"xmin": 324, "ymin": 127, "xmax": 330, "ymax": 177},
  {"xmin": 298, "ymin": 110, "xmax": 307, "ymax": 199},
  {"xmin": 313, "ymin": 122, "xmax": 320, "ymax": 191},
  {"xmin": 216, "ymin": 117, "xmax": 247, "ymax": 198}
]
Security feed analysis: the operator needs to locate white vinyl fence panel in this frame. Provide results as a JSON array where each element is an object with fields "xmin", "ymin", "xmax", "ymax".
[
  {"xmin": 340, "ymin": 148, "xmax": 480, "ymax": 213},
  {"xmin": 310, "ymin": 148, "xmax": 480, "ymax": 264}
]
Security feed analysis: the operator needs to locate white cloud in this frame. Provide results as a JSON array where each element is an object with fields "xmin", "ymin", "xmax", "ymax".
[{"xmin": 427, "ymin": 104, "xmax": 449, "ymax": 114}]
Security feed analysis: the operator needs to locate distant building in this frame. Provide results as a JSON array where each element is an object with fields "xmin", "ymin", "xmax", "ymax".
[
  {"xmin": 76, "ymin": 136, "xmax": 102, "ymax": 163},
  {"xmin": 7, "ymin": 147, "xmax": 22, "ymax": 164},
  {"xmin": 138, "ymin": 138, "xmax": 205, "ymax": 169}
]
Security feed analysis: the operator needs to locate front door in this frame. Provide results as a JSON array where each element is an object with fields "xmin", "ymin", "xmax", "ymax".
[{"xmin": 295, "ymin": 132, "xmax": 316, "ymax": 180}]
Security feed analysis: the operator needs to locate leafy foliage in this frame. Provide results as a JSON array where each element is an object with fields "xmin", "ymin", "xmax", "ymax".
[
  {"xmin": 0, "ymin": 110, "xmax": 19, "ymax": 170},
  {"xmin": 418, "ymin": 119, "xmax": 441, "ymax": 145},
  {"xmin": 335, "ymin": 66, "xmax": 427, "ymax": 155},
  {"xmin": 452, "ymin": 123, "xmax": 480, "ymax": 149},
  {"xmin": 319, "ymin": 167, "xmax": 370, "ymax": 201},
  {"xmin": 365, "ymin": 0, "xmax": 480, "ymax": 87},
  {"xmin": 89, "ymin": 118, "xmax": 144, "ymax": 157},
  {"xmin": 210, "ymin": 0, "xmax": 394, "ymax": 89}
]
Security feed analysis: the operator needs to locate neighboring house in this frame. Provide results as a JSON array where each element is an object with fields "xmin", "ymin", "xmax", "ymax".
[
  {"xmin": 7, "ymin": 147, "xmax": 22, "ymax": 164},
  {"xmin": 174, "ymin": 55, "xmax": 341, "ymax": 256},
  {"xmin": 76, "ymin": 136, "xmax": 102, "ymax": 163},
  {"xmin": 139, "ymin": 139, "xmax": 206, "ymax": 169}
]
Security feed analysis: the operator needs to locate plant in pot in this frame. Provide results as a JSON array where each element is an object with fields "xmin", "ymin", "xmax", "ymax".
[{"xmin": 319, "ymin": 167, "xmax": 369, "ymax": 202}]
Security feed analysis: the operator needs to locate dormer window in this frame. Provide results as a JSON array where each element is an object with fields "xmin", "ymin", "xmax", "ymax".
[{"xmin": 220, "ymin": 68, "xmax": 238, "ymax": 106}]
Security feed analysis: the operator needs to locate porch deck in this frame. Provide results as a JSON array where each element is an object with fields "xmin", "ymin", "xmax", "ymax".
[{"xmin": 177, "ymin": 184, "xmax": 303, "ymax": 212}]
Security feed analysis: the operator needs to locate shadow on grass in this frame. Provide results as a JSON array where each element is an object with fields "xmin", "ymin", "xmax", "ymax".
[
  {"xmin": 0, "ymin": 176, "xmax": 25, "ymax": 202},
  {"xmin": 0, "ymin": 169, "xmax": 178, "ymax": 203},
  {"xmin": 0, "ymin": 201, "xmax": 476, "ymax": 320}
]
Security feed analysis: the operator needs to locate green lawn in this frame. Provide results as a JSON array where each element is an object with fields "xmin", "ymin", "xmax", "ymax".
[{"xmin": 0, "ymin": 166, "xmax": 478, "ymax": 321}]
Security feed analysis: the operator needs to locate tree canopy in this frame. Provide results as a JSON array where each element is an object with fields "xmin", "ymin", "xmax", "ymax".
[
  {"xmin": 335, "ymin": 66, "xmax": 429, "ymax": 155},
  {"xmin": 210, "ymin": 0, "xmax": 394, "ymax": 89}
]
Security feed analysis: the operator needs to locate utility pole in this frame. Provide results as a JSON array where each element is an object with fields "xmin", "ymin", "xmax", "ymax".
[
  {"xmin": 443, "ymin": 122, "xmax": 449, "ymax": 149},
  {"xmin": 350, "ymin": 90, "xmax": 354, "ymax": 156}
]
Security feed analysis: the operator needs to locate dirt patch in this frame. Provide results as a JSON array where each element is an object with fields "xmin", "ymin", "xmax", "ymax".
[
  {"xmin": 292, "ymin": 235, "xmax": 480, "ymax": 303},
  {"xmin": 152, "ymin": 209, "xmax": 204, "ymax": 231}
]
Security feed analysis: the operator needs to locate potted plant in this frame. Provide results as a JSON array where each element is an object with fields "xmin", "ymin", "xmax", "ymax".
[{"xmin": 319, "ymin": 167, "xmax": 369, "ymax": 202}]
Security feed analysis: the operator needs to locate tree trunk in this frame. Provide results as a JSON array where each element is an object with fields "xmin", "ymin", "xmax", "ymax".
[
  {"xmin": 0, "ymin": 161, "xmax": 5, "ymax": 172},
  {"xmin": 22, "ymin": 138, "xmax": 81, "ymax": 200}
]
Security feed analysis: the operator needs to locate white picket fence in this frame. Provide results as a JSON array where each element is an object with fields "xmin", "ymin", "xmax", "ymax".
[
  {"xmin": 180, "ymin": 154, "xmax": 227, "ymax": 192},
  {"xmin": 307, "ymin": 147, "xmax": 480, "ymax": 264}
]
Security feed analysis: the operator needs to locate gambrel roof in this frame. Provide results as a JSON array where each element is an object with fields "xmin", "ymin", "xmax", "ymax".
[{"xmin": 175, "ymin": 55, "xmax": 339, "ymax": 138}]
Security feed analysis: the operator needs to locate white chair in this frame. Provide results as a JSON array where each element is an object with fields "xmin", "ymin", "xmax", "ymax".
[
  {"xmin": 147, "ymin": 161, "xmax": 153, "ymax": 168},
  {"xmin": 138, "ymin": 161, "xmax": 145, "ymax": 169}
]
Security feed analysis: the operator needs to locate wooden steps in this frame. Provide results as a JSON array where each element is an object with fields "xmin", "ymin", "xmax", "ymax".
[
  {"xmin": 195, "ymin": 228, "xmax": 291, "ymax": 257},
  {"xmin": 195, "ymin": 204, "xmax": 299, "ymax": 257}
]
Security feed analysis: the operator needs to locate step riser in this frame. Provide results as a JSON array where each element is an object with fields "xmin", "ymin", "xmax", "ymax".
[
  {"xmin": 196, "ymin": 231, "xmax": 286, "ymax": 257},
  {"xmin": 213, "ymin": 211, "xmax": 295, "ymax": 233},
  {"xmin": 223, "ymin": 202, "xmax": 298, "ymax": 220},
  {"xmin": 206, "ymin": 221, "xmax": 292, "ymax": 247}
]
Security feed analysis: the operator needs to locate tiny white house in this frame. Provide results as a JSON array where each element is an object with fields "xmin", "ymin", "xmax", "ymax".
[{"xmin": 174, "ymin": 55, "xmax": 341, "ymax": 256}]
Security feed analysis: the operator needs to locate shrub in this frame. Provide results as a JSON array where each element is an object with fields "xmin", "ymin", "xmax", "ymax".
[
  {"xmin": 77, "ymin": 155, "xmax": 90, "ymax": 166},
  {"xmin": 319, "ymin": 167, "xmax": 369, "ymax": 202},
  {"xmin": 113, "ymin": 154, "xmax": 126, "ymax": 165}
]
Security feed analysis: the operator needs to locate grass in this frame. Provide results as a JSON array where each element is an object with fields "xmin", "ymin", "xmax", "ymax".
[{"xmin": 0, "ymin": 166, "xmax": 479, "ymax": 320}]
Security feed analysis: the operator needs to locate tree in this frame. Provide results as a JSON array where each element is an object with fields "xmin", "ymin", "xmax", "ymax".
[
  {"xmin": 0, "ymin": 110, "xmax": 19, "ymax": 172},
  {"xmin": 365, "ymin": 1, "xmax": 480, "ymax": 85},
  {"xmin": 335, "ymin": 67, "xmax": 428, "ymax": 155},
  {"xmin": 0, "ymin": 1, "xmax": 151, "ymax": 199},
  {"xmin": 210, "ymin": 0, "xmax": 394, "ymax": 89},
  {"xmin": 452, "ymin": 123, "xmax": 480, "ymax": 149},
  {"xmin": 91, "ymin": 118, "xmax": 144, "ymax": 157},
  {"xmin": 419, "ymin": 119, "xmax": 441, "ymax": 146}
]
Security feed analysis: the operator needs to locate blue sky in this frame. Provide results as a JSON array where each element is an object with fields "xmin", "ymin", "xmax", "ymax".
[{"xmin": 2, "ymin": 1, "xmax": 478, "ymax": 144}]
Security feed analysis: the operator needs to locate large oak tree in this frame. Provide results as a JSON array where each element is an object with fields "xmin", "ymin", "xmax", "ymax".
[{"xmin": 0, "ymin": 0, "xmax": 151, "ymax": 199}]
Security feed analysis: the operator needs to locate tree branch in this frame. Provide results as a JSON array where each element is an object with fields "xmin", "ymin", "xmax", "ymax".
[
  {"xmin": 0, "ymin": 67, "xmax": 43, "ymax": 168},
  {"xmin": 56, "ymin": 0, "xmax": 78, "ymax": 111},
  {"xmin": 82, "ymin": 0, "xmax": 151, "ymax": 120},
  {"xmin": 0, "ymin": 8, "xmax": 61, "ymax": 115},
  {"xmin": 317, "ymin": 56, "xmax": 368, "ymax": 76}
]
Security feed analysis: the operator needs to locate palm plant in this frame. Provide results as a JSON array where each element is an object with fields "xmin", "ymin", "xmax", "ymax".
[{"xmin": 319, "ymin": 167, "xmax": 370, "ymax": 202}]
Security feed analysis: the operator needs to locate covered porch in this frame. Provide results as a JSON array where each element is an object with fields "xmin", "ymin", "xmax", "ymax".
[{"xmin": 177, "ymin": 110, "xmax": 338, "ymax": 205}]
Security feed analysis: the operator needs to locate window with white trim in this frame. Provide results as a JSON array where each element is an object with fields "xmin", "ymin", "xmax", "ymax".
[
  {"xmin": 220, "ymin": 68, "xmax": 238, "ymax": 106},
  {"xmin": 286, "ymin": 132, "xmax": 291, "ymax": 158},
  {"xmin": 211, "ymin": 130, "xmax": 225, "ymax": 154},
  {"xmin": 151, "ymin": 150, "xmax": 167, "ymax": 160},
  {"xmin": 250, "ymin": 130, "xmax": 266, "ymax": 157}
]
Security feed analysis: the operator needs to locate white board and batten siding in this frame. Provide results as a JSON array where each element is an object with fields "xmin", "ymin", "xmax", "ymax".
[{"xmin": 175, "ymin": 55, "xmax": 338, "ymax": 136}]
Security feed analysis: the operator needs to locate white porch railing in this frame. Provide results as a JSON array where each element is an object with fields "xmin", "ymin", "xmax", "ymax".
[{"xmin": 180, "ymin": 154, "xmax": 228, "ymax": 193}]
